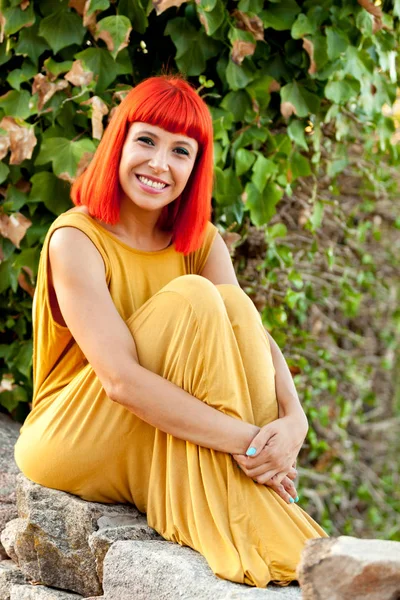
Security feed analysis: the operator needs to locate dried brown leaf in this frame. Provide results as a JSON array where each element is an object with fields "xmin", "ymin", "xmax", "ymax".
[
  {"xmin": 68, "ymin": 0, "xmax": 86, "ymax": 15},
  {"xmin": 152, "ymin": 0, "xmax": 188, "ymax": 16},
  {"xmin": 65, "ymin": 60, "xmax": 94, "ymax": 87},
  {"xmin": 231, "ymin": 40, "xmax": 256, "ymax": 65},
  {"xmin": 76, "ymin": 151, "xmax": 94, "ymax": 178},
  {"xmin": 81, "ymin": 95, "xmax": 109, "ymax": 140},
  {"xmin": 0, "ymin": 130, "xmax": 10, "ymax": 161},
  {"xmin": 302, "ymin": 38, "xmax": 317, "ymax": 75},
  {"xmin": 280, "ymin": 101, "xmax": 297, "ymax": 119},
  {"xmin": 32, "ymin": 73, "xmax": 69, "ymax": 111},
  {"xmin": 15, "ymin": 179, "xmax": 31, "ymax": 194},
  {"xmin": 0, "ymin": 117, "xmax": 37, "ymax": 165},
  {"xmin": 112, "ymin": 88, "xmax": 132, "ymax": 103},
  {"xmin": 0, "ymin": 212, "xmax": 32, "ymax": 248},
  {"xmin": 269, "ymin": 80, "xmax": 281, "ymax": 93},
  {"xmin": 232, "ymin": 10, "xmax": 264, "ymax": 41},
  {"xmin": 0, "ymin": 12, "xmax": 6, "ymax": 44},
  {"xmin": 20, "ymin": 0, "xmax": 30, "ymax": 8},
  {"xmin": 82, "ymin": 0, "xmax": 98, "ymax": 31}
]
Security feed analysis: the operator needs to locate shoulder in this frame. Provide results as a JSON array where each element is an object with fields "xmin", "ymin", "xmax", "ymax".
[{"xmin": 199, "ymin": 228, "xmax": 240, "ymax": 286}]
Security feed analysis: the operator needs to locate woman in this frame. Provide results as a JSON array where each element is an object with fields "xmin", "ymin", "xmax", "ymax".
[{"xmin": 14, "ymin": 74, "xmax": 327, "ymax": 588}]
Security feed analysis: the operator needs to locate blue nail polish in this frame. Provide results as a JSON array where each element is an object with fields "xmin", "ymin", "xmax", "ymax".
[
  {"xmin": 289, "ymin": 497, "xmax": 295, "ymax": 503},
  {"xmin": 295, "ymin": 496, "xmax": 299, "ymax": 502},
  {"xmin": 246, "ymin": 447, "xmax": 256, "ymax": 456}
]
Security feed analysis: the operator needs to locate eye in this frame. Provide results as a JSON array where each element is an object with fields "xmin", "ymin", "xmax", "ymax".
[
  {"xmin": 137, "ymin": 136, "xmax": 154, "ymax": 145},
  {"xmin": 175, "ymin": 147, "xmax": 189, "ymax": 156}
]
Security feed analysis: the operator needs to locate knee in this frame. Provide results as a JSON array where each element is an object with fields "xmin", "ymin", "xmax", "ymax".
[
  {"xmin": 216, "ymin": 284, "xmax": 262, "ymax": 323},
  {"xmin": 162, "ymin": 275, "xmax": 226, "ymax": 315}
]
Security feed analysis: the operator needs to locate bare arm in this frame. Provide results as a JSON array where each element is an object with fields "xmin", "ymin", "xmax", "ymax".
[{"xmin": 49, "ymin": 227, "xmax": 259, "ymax": 455}]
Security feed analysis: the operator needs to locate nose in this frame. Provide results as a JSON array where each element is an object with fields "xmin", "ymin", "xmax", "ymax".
[{"xmin": 148, "ymin": 147, "xmax": 169, "ymax": 173}]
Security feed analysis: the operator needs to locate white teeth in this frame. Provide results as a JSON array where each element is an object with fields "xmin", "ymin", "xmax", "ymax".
[{"xmin": 138, "ymin": 176, "xmax": 167, "ymax": 190}]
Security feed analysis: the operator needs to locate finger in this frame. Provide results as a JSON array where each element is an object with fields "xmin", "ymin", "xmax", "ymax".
[
  {"xmin": 286, "ymin": 466, "xmax": 298, "ymax": 481},
  {"xmin": 252, "ymin": 468, "xmax": 280, "ymax": 484},
  {"xmin": 281, "ymin": 476, "xmax": 298, "ymax": 501},
  {"xmin": 245, "ymin": 425, "xmax": 276, "ymax": 458},
  {"xmin": 266, "ymin": 481, "xmax": 293, "ymax": 504},
  {"xmin": 270, "ymin": 471, "xmax": 287, "ymax": 485}
]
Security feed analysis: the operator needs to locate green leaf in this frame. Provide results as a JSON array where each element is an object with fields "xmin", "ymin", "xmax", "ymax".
[
  {"xmin": 0, "ymin": 259, "xmax": 18, "ymax": 293},
  {"xmin": 226, "ymin": 59, "xmax": 255, "ymax": 91},
  {"xmin": 30, "ymin": 172, "xmax": 72, "ymax": 216},
  {"xmin": 43, "ymin": 57, "xmax": 73, "ymax": 78},
  {"xmin": 290, "ymin": 152, "xmax": 311, "ymax": 179},
  {"xmin": 39, "ymin": 9, "xmax": 86, "ymax": 54},
  {"xmin": 0, "ymin": 90, "xmax": 33, "ymax": 119},
  {"xmin": 35, "ymin": 138, "xmax": 96, "ymax": 182},
  {"xmin": 245, "ymin": 181, "xmax": 283, "ymax": 226},
  {"xmin": 287, "ymin": 119, "xmax": 308, "ymax": 151},
  {"xmin": 252, "ymin": 154, "xmax": 278, "ymax": 192},
  {"xmin": 220, "ymin": 90, "xmax": 251, "ymax": 122},
  {"xmin": 14, "ymin": 340, "xmax": 33, "ymax": 378},
  {"xmin": 238, "ymin": 0, "xmax": 263, "ymax": 12},
  {"xmin": 75, "ymin": 47, "xmax": 118, "ymax": 93},
  {"xmin": 96, "ymin": 15, "xmax": 132, "ymax": 59},
  {"xmin": 267, "ymin": 222, "xmax": 287, "ymax": 240},
  {"xmin": 214, "ymin": 167, "xmax": 242, "ymax": 206},
  {"xmin": 0, "ymin": 162, "xmax": 10, "ymax": 184},
  {"xmin": 196, "ymin": 0, "xmax": 226, "ymax": 36},
  {"xmin": 3, "ymin": 3, "xmax": 35, "ymax": 35},
  {"xmin": 291, "ymin": 13, "xmax": 313, "ymax": 39},
  {"xmin": 3, "ymin": 186, "xmax": 28, "ymax": 212},
  {"xmin": 14, "ymin": 25, "xmax": 49, "ymax": 65},
  {"xmin": 6, "ymin": 62, "xmax": 36, "ymax": 91},
  {"xmin": 261, "ymin": 0, "xmax": 300, "ymax": 31},
  {"xmin": 325, "ymin": 27, "xmax": 349, "ymax": 61},
  {"xmin": 87, "ymin": 0, "xmax": 111, "ymax": 15},
  {"xmin": 235, "ymin": 148, "xmax": 255, "ymax": 176},
  {"xmin": 165, "ymin": 18, "xmax": 220, "ymax": 76},
  {"xmin": 246, "ymin": 74, "xmax": 274, "ymax": 110},
  {"xmin": 280, "ymin": 81, "xmax": 320, "ymax": 117},
  {"xmin": 12, "ymin": 247, "xmax": 40, "ymax": 278},
  {"xmin": 115, "ymin": 48, "xmax": 133, "ymax": 75},
  {"xmin": 118, "ymin": 0, "xmax": 147, "ymax": 33},
  {"xmin": 325, "ymin": 80, "xmax": 356, "ymax": 104}
]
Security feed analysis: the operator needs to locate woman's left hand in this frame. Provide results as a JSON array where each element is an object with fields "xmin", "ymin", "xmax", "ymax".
[{"xmin": 232, "ymin": 415, "xmax": 307, "ymax": 485}]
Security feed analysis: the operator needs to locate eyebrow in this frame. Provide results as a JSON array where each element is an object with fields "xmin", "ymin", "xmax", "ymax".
[{"xmin": 136, "ymin": 130, "xmax": 196, "ymax": 150}]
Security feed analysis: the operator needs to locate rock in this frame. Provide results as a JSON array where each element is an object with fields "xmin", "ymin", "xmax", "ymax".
[
  {"xmin": 7, "ymin": 474, "xmax": 146, "ymax": 597},
  {"xmin": 88, "ymin": 515, "xmax": 161, "ymax": 583},
  {"xmin": 0, "ymin": 414, "xmax": 21, "ymax": 560},
  {"xmin": 99, "ymin": 540, "xmax": 302, "ymax": 599},
  {"xmin": 10, "ymin": 584, "xmax": 83, "ymax": 599},
  {"xmin": 297, "ymin": 535, "xmax": 400, "ymax": 600},
  {"xmin": 0, "ymin": 560, "xmax": 25, "ymax": 600},
  {"xmin": 1, "ymin": 518, "xmax": 24, "ymax": 563}
]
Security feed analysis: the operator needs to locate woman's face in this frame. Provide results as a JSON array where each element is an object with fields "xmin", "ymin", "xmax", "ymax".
[{"xmin": 118, "ymin": 122, "xmax": 199, "ymax": 210}]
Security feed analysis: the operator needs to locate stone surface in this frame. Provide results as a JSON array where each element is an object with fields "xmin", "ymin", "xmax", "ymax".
[
  {"xmin": 6, "ymin": 474, "xmax": 146, "ymax": 598},
  {"xmin": 0, "ymin": 560, "xmax": 25, "ymax": 600},
  {"xmin": 10, "ymin": 584, "xmax": 83, "ymax": 599},
  {"xmin": 88, "ymin": 514, "xmax": 162, "ymax": 583},
  {"xmin": 99, "ymin": 540, "xmax": 302, "ymax": 599},
  {"xmin": 0, "ymin": 414, "xmax": 21, "ymax": 559},
  {"xmin": 297, "ymin": 535, "xmax": 400, "ymax": 600}
]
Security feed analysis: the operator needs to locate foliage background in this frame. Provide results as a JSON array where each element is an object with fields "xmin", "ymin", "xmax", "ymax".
[{"xmin": 0, "ymin": 0, "xmax": 399, "ymax": 539}]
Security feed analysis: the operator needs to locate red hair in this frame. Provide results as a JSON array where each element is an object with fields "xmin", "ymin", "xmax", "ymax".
[{"xmin": 70, "ymin": 74, "xmax": 214, "ymax": 255}]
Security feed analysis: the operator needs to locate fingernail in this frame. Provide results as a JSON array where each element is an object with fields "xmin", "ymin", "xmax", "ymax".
[
  {"xmin": 295, "ymin": 496, "xmax": 299, "ymax": 502},
  {"xmin": 289, "ymin": 497, "xmax": 295, "ymax": 503},
  {"xmin": 246, "ymin": 447, "xmax": 257, "ymax": 456}
]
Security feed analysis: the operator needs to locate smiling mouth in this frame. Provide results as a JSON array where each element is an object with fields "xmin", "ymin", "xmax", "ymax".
[{"xmin": 136, "ymin": 174, "xmax": 170, "ymax": 190}]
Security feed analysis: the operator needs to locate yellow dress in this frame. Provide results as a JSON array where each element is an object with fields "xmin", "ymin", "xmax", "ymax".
[{"xmin": 14, "ymin": 210, "xmax": 328, "ymax": 588}]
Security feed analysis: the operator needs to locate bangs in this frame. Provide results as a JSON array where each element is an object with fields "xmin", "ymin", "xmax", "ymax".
[{"xmin": 126, "ymin": 85, "xmax": 209, "ymax": 151}]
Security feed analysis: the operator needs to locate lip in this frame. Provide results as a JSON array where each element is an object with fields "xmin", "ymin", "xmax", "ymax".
[{"xmin": 136, "ymin": 173, "xmax": 170, "ymax": 185}]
